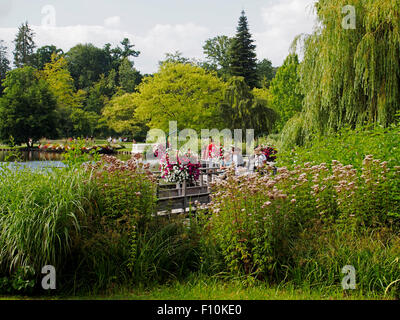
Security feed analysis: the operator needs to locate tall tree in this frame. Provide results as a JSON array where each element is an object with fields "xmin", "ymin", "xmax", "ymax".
[
  {"xmin": 269, "ymin": 53, "xmax": 303, "ymax": 131},
  {"xmin": 0, "ymin": 40, "xmax": 10, "ymax": 94},
  {"xmin": 85, "ymin": 70, "xmax": 117, "ymax": 115},
  {"xmin": 13, "ymin": 21, "xmax": 36, "ymax": 68},
  {"xmin": 256, "ymin": 58, "xmax": 277, "ymax": 88},
  {"xmin": 104, "ymin": 38, "xmax": 141, "ymax": 72},
  {"xmin": 34, "ymin": 45, "xmax": 64, "ymax": 70},
  {"xmin": 219, "ymin": 77, "xmax": 277, "ymax": 136},
  {"xmin": 119, "ymin": 38, "xmax": 140, "ymax": 60},
  {"xmin": 135, "ymin": 62, "xmax": 226, "ymax": 132},
  {"xmin": 102, "ymin": 93, "xmax": 148, "ymax": 141},
  {"xmin": 118, "ymin": 58, "xmax": 142, "ymax": 93},
  {"xmin": 203, "ymin": 35, "xmax": 233, "ymax": 80},
  {"xmin": 292, "ymin": 0, "xmax": 400, "ymax": 142},
  {"xmin": 159, "ymin": 51, "xmax": 191, "ymax": 66},
  {"xmin": 229, "ymin": 11, "xmax": 259, "ymax": 89},
  {"xmin": 0, "ymin": 67, "xmax": 57, "ymax": 147},
  {"xmin": 42, "ymin": 53, "xmax": 86, "ymax": 137},
  {"xmin": 65, "ymin": 43, "xmax": 111, "ymax": 90}
]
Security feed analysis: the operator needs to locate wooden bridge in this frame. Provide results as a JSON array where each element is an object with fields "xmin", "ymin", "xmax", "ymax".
[{"xmin": 155, "ymin": 166, "xmax": 222, "ymax": 216}]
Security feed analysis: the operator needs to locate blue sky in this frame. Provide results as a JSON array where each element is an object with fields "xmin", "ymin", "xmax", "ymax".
[{"xmin": 0, "ymin": 0, "xmax": 317, "ymax": 73}]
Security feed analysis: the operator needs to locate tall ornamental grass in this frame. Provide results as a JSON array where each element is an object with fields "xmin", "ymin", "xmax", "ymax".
[{"xmin": 0, "ymin": 165, "xmax": 94, "ymax": 277}]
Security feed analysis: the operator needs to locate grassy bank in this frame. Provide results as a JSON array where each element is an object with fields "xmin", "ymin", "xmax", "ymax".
[{"xmin": 1, "ymin": 276, "xmax": 394, "ymax": 300}]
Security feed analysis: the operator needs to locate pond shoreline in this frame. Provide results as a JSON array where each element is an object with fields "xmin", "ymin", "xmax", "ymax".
[{"xmin": 0, "ymin": 147, "xmax": 133, "ymax": 155}]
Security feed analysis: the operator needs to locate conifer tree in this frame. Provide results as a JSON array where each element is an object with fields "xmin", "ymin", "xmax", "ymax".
[
  {"xmin": 229, "ymin": 11, "xmax": 259, "ymax": 88},
  {"xmin": 13, "ymin": 21, "xmax": 36, "ymax": 68},
  {"xmin": 0, "ymin": 40, "xmax": 10, "ymax": 93}
]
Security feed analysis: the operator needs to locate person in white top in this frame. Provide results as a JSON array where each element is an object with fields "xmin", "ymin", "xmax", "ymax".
[{"xmin": 223, "ymin": 146, "xmax": 244, "ymax": 168}]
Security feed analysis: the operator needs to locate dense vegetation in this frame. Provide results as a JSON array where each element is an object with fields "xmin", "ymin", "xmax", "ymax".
[
  {"xmin": 0, "ymin": 123, "xmax": 399, "ymax": 297},
  {"xmin": 0, "ymin": 0, "xmax": 399, "ymax": 299},
  {"xmin": 282, "ymin": 0, "xmax": 400, "ymax": 146}
]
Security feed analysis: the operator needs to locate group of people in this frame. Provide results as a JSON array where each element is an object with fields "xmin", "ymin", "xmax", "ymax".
[
  {"xmin": 202, "ymin": 138, "xmax": 273, "ymax": 173},
  {"xmin": 107, "ymin": 137, "xmax": 130, "ymax": 144}
]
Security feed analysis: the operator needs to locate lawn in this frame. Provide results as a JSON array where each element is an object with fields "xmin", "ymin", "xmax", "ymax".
[{"xmin": 0, "ymin": 277, "xmax": 393, "ymax": 300}]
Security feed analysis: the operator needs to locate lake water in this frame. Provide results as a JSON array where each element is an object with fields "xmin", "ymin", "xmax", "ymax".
[{"xmin": 0, "ymin": 150, "xmax": 133, "ymax": 170}]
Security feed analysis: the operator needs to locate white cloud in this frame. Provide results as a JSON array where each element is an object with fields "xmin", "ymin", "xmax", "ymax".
[
  {"xmin": 135, "ymin": 23, "xmax": 210, "ymax": 71},
  {"xmin": 0, "ymin": 23, "xmax": 210, "ymax": 74},
  {"xmin": 255, "ymin": 0, "xmax": 318, "ymax": 66},
  {"xmin": 104, "ymin": 16, "xmax": 121, "ymax": 29}
]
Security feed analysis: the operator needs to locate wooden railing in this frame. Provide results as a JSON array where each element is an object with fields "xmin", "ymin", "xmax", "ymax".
[{"xmin": 155, "ymin": 167, "xmax": 222, "ymax": 215}]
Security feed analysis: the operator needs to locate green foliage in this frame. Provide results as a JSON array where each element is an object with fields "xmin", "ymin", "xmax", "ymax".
[
  {"xmin": 0, "ymin": 67, "xmax": 57, "ymax": 146},
  {"xmin": 0, "ymin": 40, "xmax": 10, "ymax": 92},
  {"xmin": 34, "ymin": 45, "xmax": 64, "ymax": 70},
  {"xmin": 13, "ymin": 22, "xmax": 36, "ymax": 68},
  {"xmin": 0, "ymin": 155, "xmax": 159, "ymax": 293},
  {"xmin": 159, "ymin": 51, "xmax": 193, "ymax": 66},
  {"xmin": 202, "ymin": 35, "xmax": 233, "ymax": 80},
  {"xmin": 277, "ymin": 123, "xmax": 400, "ymax": 171},
  {"xmin": 66, "ymin": 43, "xmax": 113, "ymax": 90},
  {"xmin": 294, "ymin": 0, "xmax": 400, "ymax": 137},
  {"xmin": 63, "ymin": 138, "xmax": 100, "ymax": 167},
  {"xmin": 42, "ymin": 53, "xmax": 87, "ymax": 137},
  {"xmin": 290, "ymin": 226, "xmax": 400, "ymax": 294},
  {"xmin": 0, "ymin": 165, "xmax": 92, "ymax": 282},
  {"xmin": 0, "ymin": 267, "xmax": 35, "ymax": 294},
  {"xmin": 256, "ymin": 59, "xmax": 277, "ymax": 88},
  {"xmin": 280, "ymin": 112, "xmax": 310, "ymax": 147},
  {"xmin": 102, "ymin": 92, "xmax": 148, "ymax": 140},
  {"xmin": 135, "ymin": 62, "xmax": 226, "ymax": 132},
  {"xmin": 206, "ymin": 154, "xmax": 400, "ymax": 286},
  {"xmin": 220, "ymin": 77, "xmax": 277, "ymax": 136},
  {"xmin": 128, "ymin": 218, "xmax": 203, "ymax": 285},
  {"xmin": 68, "ymin": 156, "xmax": 157, "ymax": 291},
  {"xmin": 118, "ymin": 58, "xmax": 142, "ymax": 93},
  {"xmin": 229, "ymin": 11, "xmax": 259, "ymax": 89},
  {"xmin": 269, "ymin": 53, "xmax": 303, "ymax": 131}
]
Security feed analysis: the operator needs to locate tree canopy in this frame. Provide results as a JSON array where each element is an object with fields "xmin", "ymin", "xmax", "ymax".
[
  {"xmin": 0, "ymin": 40, "xmax": 10, "ymax": 94},
  {"xmin": 291, "ymin": 0, "xmax": 400, "ymax": 142},
  {"xmin": 34, "ymin": 45, "xmax": 64, "ymax": 70},
  {"xmin": 219, "ymin": 77, "xmax": 277, "ymax": 136},
  {"xmin": 102, "ymin": 92, "xmax": 148, "ymax": 140},
  {"xmin": 269, "ymin": 53, "xmax": 303, "ymax": 131},
  {"xmin": 203, "ymin": 35, "xmax": 233, "ymax": 80},
  {"xmin": 134, "ymin": 62, "xmax": 226, "ymax": 132},
  {"xmin": 65, "ymin": 43, "xmax": 113, "ymax": 90},
  {"xmin": 0, "ymin": 67, "xmax": 57, "ymax": 146}
]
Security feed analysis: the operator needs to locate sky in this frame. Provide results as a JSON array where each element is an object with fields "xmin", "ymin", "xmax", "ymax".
[{"xmin": 0, "ymin": 0, "xmax": 318, "ymax": 74}]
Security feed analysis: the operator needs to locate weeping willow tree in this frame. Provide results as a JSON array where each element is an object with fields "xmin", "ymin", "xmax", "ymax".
[
  {"xmin": 285, "ymin": 0, "xmax": 400, "ymax": 145},
  {"xmin": 219, "ymin": 76, "xmax": 277, "ymax": 136}
]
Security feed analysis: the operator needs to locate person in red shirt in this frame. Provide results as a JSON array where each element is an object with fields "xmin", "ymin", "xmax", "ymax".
[{"xmin": 207, "ymin": 138, "xmax": 217, "ymax": 159}]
